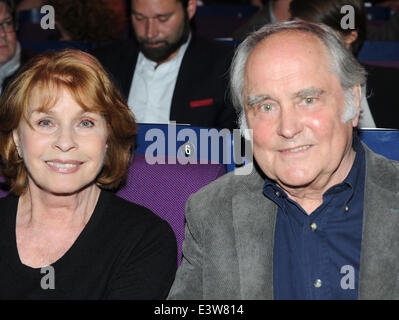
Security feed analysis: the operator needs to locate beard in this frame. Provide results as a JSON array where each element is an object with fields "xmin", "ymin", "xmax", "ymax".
[{"xmin": 136, "ymin": 12, "xmax": 191, "ymax": 63}]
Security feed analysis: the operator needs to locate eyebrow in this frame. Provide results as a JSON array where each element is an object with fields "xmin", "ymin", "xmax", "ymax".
[
  {"xmin": 131, "ymin": 10, "xmax": 173, "ymax": 18},
  {"xmin": 246, "ymin": 94, "xmax": 273, "ymax": 108},
  {"xmin": 292, "ymin": 87, "xmax": 325, "ymax": 99},
  {"xmin": 30, "ymin": 109, "xmax": 95, "ymax": 117},
  {"xmin": 246, "ymin": 87, "xmax": 325, "ymax": 107}
]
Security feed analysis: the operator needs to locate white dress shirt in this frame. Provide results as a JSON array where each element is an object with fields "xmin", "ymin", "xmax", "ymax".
[{"xmin": 127, "ymin": 35, "xmax": 191, "ymax": 124}]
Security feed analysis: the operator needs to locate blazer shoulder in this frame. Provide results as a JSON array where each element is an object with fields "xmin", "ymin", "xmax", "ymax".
[
  {"xmin": 364, "ymin": 144, "xmax": 399, "ymax": 192},
  {"xmin": 188, "ymin": 163, "xmax": 265, "ymax": 207}
]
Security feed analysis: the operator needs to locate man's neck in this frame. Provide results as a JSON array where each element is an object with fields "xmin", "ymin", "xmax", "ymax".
[{"xmin": 155, "ymin": 49, "xmax": 180, "ymax": 68}]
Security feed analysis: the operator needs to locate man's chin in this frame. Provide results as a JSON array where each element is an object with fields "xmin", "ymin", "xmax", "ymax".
[{"xmin": 140, "ymin": 45, "xmax": 172, "ymax": 63}]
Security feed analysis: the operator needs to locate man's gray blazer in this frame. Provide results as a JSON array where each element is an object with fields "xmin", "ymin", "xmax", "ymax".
[{"xmin": 168, "ymin": 144, "xmax": 399, "ymax": 299}]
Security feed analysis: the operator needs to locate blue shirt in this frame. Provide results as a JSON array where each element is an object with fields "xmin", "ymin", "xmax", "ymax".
[{"xmin": 264, "ymin": 135, "xmax": 365, "ymax": 300}]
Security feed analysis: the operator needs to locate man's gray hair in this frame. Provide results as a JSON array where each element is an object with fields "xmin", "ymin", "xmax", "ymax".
[{"xmin": 230, "ymin": 20, "xmax": 367, "ymax": 135}]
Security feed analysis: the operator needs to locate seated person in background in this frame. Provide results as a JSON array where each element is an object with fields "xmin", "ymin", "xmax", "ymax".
[
  {"xmin": 290, "ymin": 0, "xmax": 399, "ymax": 128},
  {"xmin": 94, "ymin": 0, "xmax": 237, "ymax": 130},
  {"xmin": 233, "ymin": 0, "xmax": 293, "ymax": 41},
  {"xmin": 0, "ymin": 49, "xmax": 177, "ymax": 299},
  {"xmin": 15, "ymin": 0, "xmax": 42, "ymax": 11},
  {"xmin": 0, "ymin": 0, "xmax": 31, "ymax": 94},
  {"xmin": 290, "ymin": 0, "xmax": 376, "ymax": 128},
  {"xmin": 168, "ymin": 21, "xmax": 399, "ymax": 300},
  {"xmin": 46, "ymin": 0, "xmax": 128, "ymax": 43},
  {"xmin": 367, "ymin": 0, "xmax": 399, "ymax": 42}
]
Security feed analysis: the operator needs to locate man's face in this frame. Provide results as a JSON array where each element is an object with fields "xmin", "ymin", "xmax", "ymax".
[
  {"xmin": 131, "ymin": 0, "xmax": 191, "ymax": 63},
  {"xmin": 0, "ymin": 2, "xmax": 17, "ymax": 66},
  {"xmin": 244, "ymin": 31, "xmax": 360, "ymax": 192}
]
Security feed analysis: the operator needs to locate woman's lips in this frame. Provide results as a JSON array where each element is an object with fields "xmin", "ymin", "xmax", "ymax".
[{"xmin": 45, "ymin": 160, "xmax": 84, "ymax": 173}]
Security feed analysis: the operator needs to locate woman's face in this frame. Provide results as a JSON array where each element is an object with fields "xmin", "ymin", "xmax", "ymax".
[{"xmin": 13, "ymin": 87, "xmax": 108, "ymax": 195}]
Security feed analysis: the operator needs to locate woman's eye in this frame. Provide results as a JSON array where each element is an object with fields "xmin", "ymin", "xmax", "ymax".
[
  {"xmin": 38, "ymin": 119, "xmax": 52, "ymax": 127},
  {"xmin": 80, "ymin": 120, "xmax": 94, "ymax": 127}
]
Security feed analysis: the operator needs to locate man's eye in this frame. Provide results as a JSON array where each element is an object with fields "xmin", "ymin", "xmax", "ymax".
[
  {"xmin": 259, "ymin": 103, "xmax": 274, "ymax": 112},
  {"xmin": 133, "ymin": 15, "xmax": 145, "ymax": 21},
  {"xmin": 303, "ymin": 97, "xmax": 316, "ymax": 105},
  {"xmin": 158, "ymin": 16, "xmax": 170, "ymax": 22}
]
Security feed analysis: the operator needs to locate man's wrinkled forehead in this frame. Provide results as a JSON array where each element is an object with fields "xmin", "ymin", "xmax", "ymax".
[
  {"xmin": 244, "ymin": 30, "xmax": 334, "ymax": 89},
  {"xmin": 250, "ymin": 30, "xmax": 329, "ymax": 64}
]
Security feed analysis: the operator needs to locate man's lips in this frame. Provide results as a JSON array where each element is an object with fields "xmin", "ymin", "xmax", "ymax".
[
  {"xmin": 278, "ymin": 145, "xmax": 312, "ymax": 153},
  {"xmin": 145, "ymin": 42, "xmax": 163, "ymax": 48}
]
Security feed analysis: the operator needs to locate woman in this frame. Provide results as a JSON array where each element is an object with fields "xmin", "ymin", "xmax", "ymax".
[
  {"xmin": 289, "ymin": 0, "xmax": 377, "ymax": 128},
  {"xmin": 0, "ymin": 49, "xmax": 177, "ymax": 299}
]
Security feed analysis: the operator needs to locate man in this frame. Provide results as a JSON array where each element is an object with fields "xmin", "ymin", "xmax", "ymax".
[
  {"xmin": 0, "ymin": 0, "xmax": 22, "ymax": 94},
  {"xmin": 168, "ymin": 21, "xmax": 399, "ymax": 299},
  {"xmin": 94, "ymin": 0, "xmax": 236, "ymax": 129}
]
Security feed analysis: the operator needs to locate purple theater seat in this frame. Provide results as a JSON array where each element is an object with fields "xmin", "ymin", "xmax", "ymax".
[{"xmin": 116, "ymin": 153, "xmax": 226, "ymax": 266}]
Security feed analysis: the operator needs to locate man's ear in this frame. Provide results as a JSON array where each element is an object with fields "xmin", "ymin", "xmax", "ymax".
[
  {"xmin": 187, "ymin": 0, "xmax": 197, "ymax": 20},
  {"xmin": 351, "ymin": 84, "xmax": 362, "ymax": 127}
]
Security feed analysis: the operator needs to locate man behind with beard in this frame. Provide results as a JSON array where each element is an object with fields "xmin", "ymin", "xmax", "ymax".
[{"xmin": 94, "ymin": 0, "xmax": 237, "ymax": 130}]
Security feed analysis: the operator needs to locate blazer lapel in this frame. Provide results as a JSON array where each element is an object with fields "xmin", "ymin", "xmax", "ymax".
[
  {"xmin": 120, "ymin": 46, "xmax": 139, "ymax": 99},
  {"xmin": 232, "ymin": 190, "xmax": 277, "ymax": 299},
  {"xmin": 359, "ymin": 145, "xmax": 399, "ymax": 299}
]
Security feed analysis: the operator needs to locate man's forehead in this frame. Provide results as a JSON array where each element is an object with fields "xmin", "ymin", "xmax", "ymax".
[
  {"xmin": 0, "ymin": 2, "xmax": 11, "ymax": 19},
  {"xmin": 132, "ymin": 0, "xmax": 181, "ymax": 14},
  {"xmin": 245, "ymin": 31, "xmax": 332, "ymax": 80},
  {"xmin": 250, "ymin": 30, "xmax": 328, "ymax": 61}
]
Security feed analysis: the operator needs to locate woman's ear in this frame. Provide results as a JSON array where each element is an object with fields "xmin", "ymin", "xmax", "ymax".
[
  {"xmin": 343, "ymin": 30, "xmax": 358, "ymax": 49},
  {"xmin": 12, "ymin": 129, "xmax": 22, "ymax": 158},
  {"xmin": 187, "ymin": 0, "xmax": 197, "ymax": 20}
]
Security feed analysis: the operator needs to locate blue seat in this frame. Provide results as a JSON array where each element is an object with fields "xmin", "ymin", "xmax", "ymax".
[
  {"xmin": 358, "ymin": 129, "xmax": 399, "ymax": 160},
  {"xmin": 358, "ymin": 41, "xmax": 399, "ymax": 64},
  {"xmin": 366, "ymin": 6, "xmax": 393, "ymax": 21},
  {"xmin": 21, "ymin": 41, "xmax": 96, "ymax": 54},
  {"xmin": 193, "ymin": 5, "xmax": 259, "ymax": 39},
  {"xmin": 195, "ymin": 5, "xmax": 259, "ymax": 18}
]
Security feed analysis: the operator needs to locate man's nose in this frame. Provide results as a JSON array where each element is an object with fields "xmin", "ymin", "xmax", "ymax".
[
  {"xmin": 277, "ymin": 106, "xmax": 304, "ymax": 139},
  {"xmin": 52, "ymin": 126, "xmax": 78, "ymax": 152},
  {"xmin": 145, "ymin": 18, "xmax": 159, "ymax": 40},
  {"xmin": 0, "ymin": 25, "xmax": 6, "ymax": 38}
]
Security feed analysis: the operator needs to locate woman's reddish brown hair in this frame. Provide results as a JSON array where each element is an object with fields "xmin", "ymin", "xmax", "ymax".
[{"xmin": 0, "ymin": 49, "xmax": 137, "ymax": 195}]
